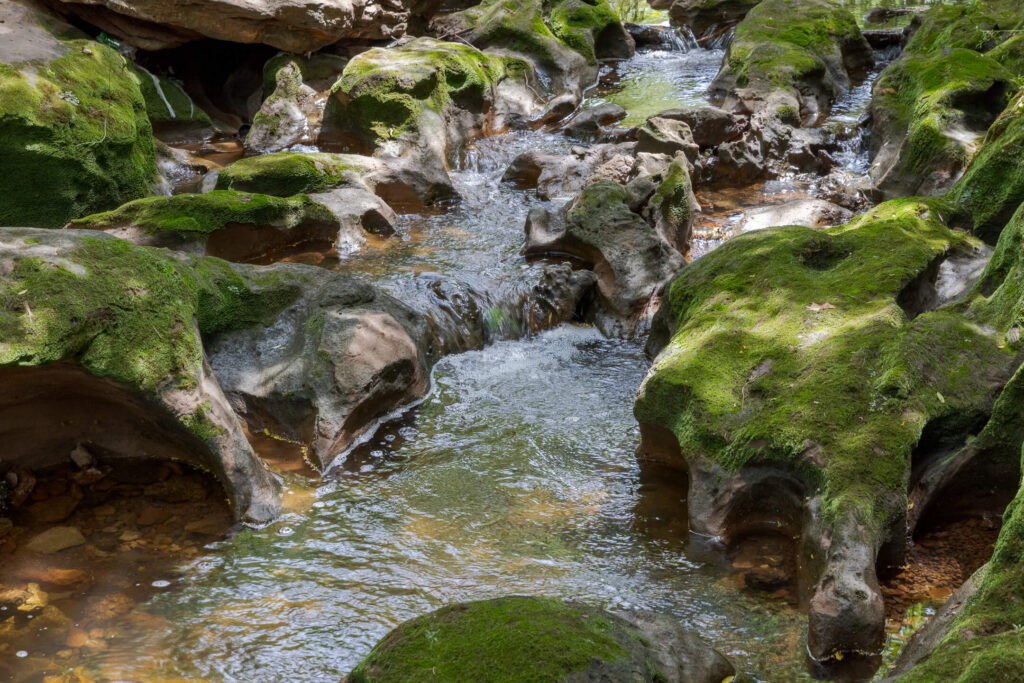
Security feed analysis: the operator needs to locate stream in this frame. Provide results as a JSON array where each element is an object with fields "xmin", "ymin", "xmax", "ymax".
[{"xmin": 4, "ymin": 5, "xmax": 952, "ymax": 681}]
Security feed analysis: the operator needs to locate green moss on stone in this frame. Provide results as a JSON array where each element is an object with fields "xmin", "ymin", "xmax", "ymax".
[
  {"xmin": 348, "ymin": 596, "xmax": 641, "ymax": 683},
  {"xmin": 130, "ymin": 64, "xmax": 211, "ymax": 128},
  {"xmin": 547, "ymin": 0, "xmax": 622, "ymax": 65},
  {"xmin": 0, "ymin": 39, "xmax": 156, "ymax": 227},
  {"xmin": 216, "ymin": 152, "xmax": 371, "ymax": 196},
  {"xmin": 70, "ymin": 190, "xmax": 334, "ymax": 241}
]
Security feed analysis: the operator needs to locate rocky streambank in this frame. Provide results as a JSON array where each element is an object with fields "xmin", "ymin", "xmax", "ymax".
[{"xmin": 2, "ymin": 0, "xmax": 1024, "ymax": 680}]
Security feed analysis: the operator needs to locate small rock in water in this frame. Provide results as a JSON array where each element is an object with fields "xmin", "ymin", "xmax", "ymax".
[
  {"xmin": 28, "ymin": 494, "xmax": 79, "ymax": 523},
  {"xmin": 70, "ymin": 444, "xmax": 95, "ymax": 469},
  {"xmin": 66, "ymin": 627, "xmax": 88, "ymax": 648},
  {"xmin": 18, "ymin": 566, "xmax": 89, "ymax": 587},
  {"xmin": 26, "ymin": 526, "xmax": 86, "ymax": 554},
  {"xmin": 184, "ymin": 518, "xmax": 225, "ymax": 536},
  {"xmin": 151, "ymin": 579, "xmax": 171, "ymax": 588}
]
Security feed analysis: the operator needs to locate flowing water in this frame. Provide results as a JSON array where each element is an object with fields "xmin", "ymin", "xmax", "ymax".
[{"xmin": 5, "ymin": 7, "xmax": 963, "ymax": 681}]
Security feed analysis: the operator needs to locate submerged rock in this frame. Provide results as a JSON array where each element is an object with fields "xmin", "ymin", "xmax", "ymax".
[
  {"xmin": 636, "ymin": 198, "xmax": 1024, "ymax": 660},
  {"xmin": 0, "ymin": 228, "xmax": 290, "ymax": 523},
  {"xmin": 868, "ymin": 0, "xmax": 1023, "ymax": 199},
  {"xmin": 0, "ymin": 1, "xmax": 156, "ymax": 227},
  {"xmin": 53, "ymin": 0, "xmax": 412, "ymax": 52},
  {"xmin": 346, "ymin": 596, "xmax": 735, "ymax": 683}
]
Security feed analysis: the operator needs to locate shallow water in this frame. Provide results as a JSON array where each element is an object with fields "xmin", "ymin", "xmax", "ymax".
[{"xmin": 84, "ymin": 326, "xmax": 811, "ymax": 681}]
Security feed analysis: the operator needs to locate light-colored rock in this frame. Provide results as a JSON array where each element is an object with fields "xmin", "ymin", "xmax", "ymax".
[{"xmin": 26, "ymin": 526, "xmax": 86, "ymax": 554}]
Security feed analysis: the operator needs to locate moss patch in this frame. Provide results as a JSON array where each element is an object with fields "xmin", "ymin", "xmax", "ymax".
[
  {"xmin": 0, "ymin": 38, "xmax": 156, "ymax": 227},
  {"xmin": 348, "ymin": 596, "xmax": 651, "ymax": 683},
  {"xmin": 216, "ymin": 152, "xmax": 372, "ymax": 196},
  {"xmin": 70, "ymin": 190, "xmax": 335, "ymax": 241},
  {"xmin": 130, "ymin": 64, "xmax": 212, "ymax": 130}
]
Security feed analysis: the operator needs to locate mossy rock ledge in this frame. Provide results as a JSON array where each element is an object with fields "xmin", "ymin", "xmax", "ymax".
[
  {"xmin": 635, "ymin": 197, "xmax": 1024, "ymax": 661},
  {"xmin": 868, "ymin": 0, "xmax": 1024, "ymax": 199},
  {"xmin": 0, "ymin": 2, "xmax": 157, "ymax": 227},
  {"xmin": 0, "ymin": 227, "xmax": 290, "ymax": 523},
  {"xmin": 346, "ymin": 596, "xmax": 735, "ymax": 683},
  {"xmin": 708, "ymin": 0, "xmax": 873, "ymax": 124}
]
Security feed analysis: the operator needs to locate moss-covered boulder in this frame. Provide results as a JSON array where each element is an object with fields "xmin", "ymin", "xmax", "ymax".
[
  {"xmin": 347, "ymin": 596, "xmax": 735, "ymax": 683},
  {"xmin": 130, "ymin": 64, "xmax": 214, "ymax": 143},
  {"xmin": 429, "ymin": 0, "xmax": 633, "ymax": 104},
  {"xmin": 246, "ymin": 52, "xmax": 348, "ymax": 154},
  {"xmin": 215, "ymin": 151, "xmax": 457, "ymax": 211},
  {"xmin": 868, "ymin": 0, "xmax": 1023, "ymax": 199},
  {"xmin": 941, "ymin": 88, "xmax": 1024, "ymax": 244},
  {"xmin": 708, "ymin": 0, "xmax": 872, "ymax": 123},
  {"xmin": 69, "ymin": 190, "xmax": 348, "ymax": 264},
  {"xmin": 647, "ymin": 159, "xmax": 698, "ymax": 254},
  {"xmin": 635, "ymin": 198, "xmax": 1024, "ymax": 660},
  {"xmin": 0, "ymin": 227, "xmax": 291, "ymax": 523},
  {"xmin": 0, "ymin": 2, "xmax": 157, "ymax": 227},
  {"xmin": 320, "ymin": 37, "xmax": 537, "ymax": 170},
  {"xmin": 524, "ymin": 179, "xmax": 684, "ymax": 336}
]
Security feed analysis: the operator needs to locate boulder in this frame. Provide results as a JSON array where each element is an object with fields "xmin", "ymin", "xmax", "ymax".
[
  {"xmin": 559, "ymin": 102, "xmax": 627, "ymax": 139},
  {"xmin": 524, "ymin": 180, "xmax": 684, "ymax": 335},
  {"xmin": 649, "ymin": 107, "xmax": 742, "ymax": 147},
  {"xmin": 737, "ymin": 198, "xmax": 852, "ymax": 233},
  {"xmin": 53, "ymin": 0, "xmax": 412, "ymax": 52},
  {"xmin": 130, "ymin": 64, "xmax": 215, "ymax": 144},
  {"xmin": 666, "ymin": 0, "xmax": 761, "ymax": 41},
  {"xmin": 636, "ymin": 198, "xmax": 1024, "ymax": 661},
  {"xmin": 709, "ymin": 0, "xmax": 873, "ymax": 124},
  {"xmin": 69, "ymin": 190, "xmax": 349, "ymax": 264},
  {"xmin": 647, "ymin": 160, "xmax": 699, "ymax": 253},
  {"xmin": 501, "ymin": 142, "xmax": 637, "ymax": 199},
  {"xmin": 0, "ymin": 228, "xmax": 291, "ymax": 524},
  {"xmin": 0, "ymin": 1, "xmax": 156, "ymax": 227},
  {"xmin": 246, "ymin": 53, "xmax": 349, "ymax": 154},
  {"xmin": 346, "ymin": 596, "xmax": 735, "ymax": 683},
  {"xmin": 868, "ymin": 0, "xmax": 1023, "ymax": 199}
]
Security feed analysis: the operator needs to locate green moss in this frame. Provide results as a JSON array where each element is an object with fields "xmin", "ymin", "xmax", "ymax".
[
  {"xmin": 0, "ymin": 39, "xmax": 156, "ymax": 227},
  {"xmin": 70, "ymin": 190, "xmax": 334, "ymax": 240},
  {"xmin": 261, "ymin": 52, "xmax": 348, "ymax": 97},
  {"xmin": 635, "ymin": 198, "xmax": 1014, "ymax": 532},
  {"xmin": 650, "ymin": 160, "xmax": 693, "ymax": 234},
  {"xmin": 547, "ymin": 0, "xmax": 622, "ymax": 65},
  {"xmin": 130, "ymin": 64, "xmax": 211, "ymax": 128},
  {"xmin": 719, "ymin": 0, "xmax": 866, "ymax": 97},
  {"xmin": 216, "ymin": 152, "xmax": 370, "ymax": 196},
  {"xmin": 0, "ymin": 234, "xmax": 297, "ymax": 392},
  {"xmin": 324, "ymin": 37, "xmax": 526, "ymax": 149},
  {"xmin": 942, "ymin": 89, "xmax": 1024, "ymax": 243},
  {"xmin": 348, "ymin": 597, "xmax": 638, "ymax": 683}
]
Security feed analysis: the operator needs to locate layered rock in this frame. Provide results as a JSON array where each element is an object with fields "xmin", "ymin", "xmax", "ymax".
[
  {"xmin": 346, "ymin": 596, "xmax": 735, "ymax": 683},
  {"xmin": 868, "ymin": 0, "xmax": 1024, "ymax": 199},
  {"xmin": 708, "ymin": 0, "xmax": 872, "ymax": 123},
  {"xmin": 0, "ymin": 0, "xmax": 156, "ymax": 227},
  {"xmin": 635, "ymin": 198, "xmax": 1024, "ymax": 660},
  {"xmin": 53, "ymin": 0, "xmax": 412, "ymax": 52},
  {"xmin": 0, "ymin": 228, "xmax": 290, "ymax": 523},
  {"xmin": 662, "ymin": 0, "xmax": 761, "ymax": 43}
]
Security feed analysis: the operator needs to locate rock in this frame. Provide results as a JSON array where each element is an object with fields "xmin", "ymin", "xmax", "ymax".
[
  {"xmin": 650, "ymin": 107, "xmax": 743, "ymax": 147},
  {"xmin": 28, "ymin": 495, "xmax": 80, "ymax": 523},
  {"xmin": 868, "ymin": 1, "xmax": 1022, "ymax": 200},
  {"xmin": 70, "ymin": 444, "xmax": 95, "ymax": 469},
  {"xmin": 18, "ymin": 567, "xmax": 90, "ymax": 587},
  {"xmin": 559, "ymin": 103, "xmax": 627, "ymax": 139},
  {"xmin": 184, "ymin": 518, "xmax": 226, "ymax": 536},
  {"xmin": 319, "ymin": 37, "xmax": 539, "ymax": 178},
  {"xmin": 0, "ymin": 1, "xmax": 157, "ymax": 227},
  {"xmin": 346, "ymin": 596, "xmax": 735, "ymax": 683},
  {"xmin": 130, "ymin": 64, "xmax": 215, "ymax": 143},
  {"xmin": 70, "ymin": 190, "xmax": 350, "ymax": 264},
  {"xmin": 864, "ymin": 6, "xmax": 924, "ymax": 25},
  {"xmin": 524, "ymin": 180, "xmax": 684, "ymax": 335},
  {"xmin": 862, "ymin": 28, "xmax": 903, "ymax": 50},
  {"xmin": 525, "ymin": 264, "xmax": 597, "ymax": 330},
  {"xmin": 144, "ymin": 477, "xmax": 206, "ymax": 503},
  {"xmin": 624, "ymin": 22, "xmax": 680, "ymax": 50},
  {"xmin": 709, "ymin": 0, "xmax": 873, "ymax": 124},
  {"xmin": 0, "ymin": 228, "xmax": 286, "ymax": 524},
  {"xmin": 647, "ymin": 161, "xmax": 699, "ymax": 253},
  {"xmin": 501, "ymin": 143, "xmax": 637, "ymax": 199},
  {"xmin": 53, "ymin": 0, "xmax": 412, "ymax": 52},
  {"xmin": 246, "ymin": 53, "xmax": 349, "ymax": 154},
  {"xmin": 310, "ymin": 187, "xmax": 397, "ymax": 238},
  {"xmin": 216, "ymin": 151, "xmax": 456, "ymax": 211},
  {"xmin": 136, "ymin": 505, "xmax": 171, "ymax": 526},
  {"xmin": 635, "ymin": 198, "xmax": 1024, "ymax": 661},
  {"xmin": 27, "ymin": 526, "xmax": 86, "ymax": 553},
  {"xmin": 737, "ymin": 199, "xmax": 852, "ymax": 233},
  {"xmin": 0, "ymin": 517, "xmax": 12, "ymax": 537},
  {"xmin": 665, "ymin": 0, "xmax": 761, "ymax": 41},
  {"xmin": 942, "ymin": 87, "xmax": 1024, "ymax": 244},
  {"xmin": 636, "ymin": 116, "xmax": 700, "ymax": 164},
  {"xmin": 66, "ymin": 628, "xmax": 89, "ymax": 648}
]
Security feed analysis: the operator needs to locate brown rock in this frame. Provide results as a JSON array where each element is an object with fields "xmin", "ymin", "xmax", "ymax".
[
  {"xmin": 136, "ymin": 506, "xmax": 171, "ymax": 527},
  {"xmin": 28, "ymin": 495, "xmax": 80, "ymax": 523},
  {"xmin": 26, "ymin": 526, "xmax": 86, "ymax": 554},
  {"xmin": 66, "ymin": 627, "xmax": 89, "ymax": 648},
  {"xmin": 18, "ymin": 567, "xmax": 90, "ymax": 587}
]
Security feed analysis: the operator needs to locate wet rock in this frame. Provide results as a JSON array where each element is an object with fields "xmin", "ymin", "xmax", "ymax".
[
  {"xmin": 27, "ymin": 526, "xmax": 86, "ymax": 554},
  {"xmin": 184, "ymin": 518, "xmax": 226, "ymax": 536},
  {"xmin": 737, "ymin": 199, "xmax": 852, "ymax": 233},
  {"xmin": 709, "ymin": 0, "xmax": 872, "ymax": 123},
  {"xmin": 347, "ymin": 596, "xmax": 735, "ymax": 683},
  {"xmin": 525, "ymin": 264, "xmax": 597, "ymax": 329},
  {"xmin": 131, "ymin": 64, "xmax": 216, "ymax": 144},
  {"xmin": 28, "ymin": 495, "xmax": 80, "ymax": 524},
  {"xmin": 647, "ymin": 161, "xmax": 699, "ymax": 253},
  {"xmin": 53, "ymin": 0, "xmax": 411, "ymax": 52},
  {"xmin": 868, "ymin": 1, "xmax": 1021, "ymax": 200},
  {"xmin": 310, "ymin": 187, "xmax": 397, "ymax": 238},
  {"xmin": 650, "ymin": 107, "xmax": 743, "ymax": 147},
  {"xmin": 624, "ymin": 22, "xmax": 679, "ymax": 50},
  {"xmin": 524, "ymin": 180, "xmax": 683, "ymax": 336},
  {"xmin": 501, "ymin": 143, "xmax": 637, "ymax": 199},
  {"xmin": 144, "ymin": 477, "xmax": 206, "ymax": 503},
  {"xmin": 559, "ymin": 103, "xmax": 627, "ymax": 139},
  {"xmin": 636, "ymin": 198, "xmax": 1024, "ymax": 660},
  {"xmin": 246, "ymin": 53, "xmax": 348, "ymax": 154},
  {"xmin": 69, "ymin": 190, "xmax": 347, "ymax": 264},
  {"xmin": 635, "ymin": 116, "xmax": 700, "ymax": 164},
  {"xmin": 0, "ymin": 1, "xmax": 156, "ymax": 227},
  {"xmin": 662, "ymin": 0, "xmax": 761, "ymax": 42},
  {"xmin": 0, "ymin": 228, "xmax": 285, "ymax": 524},
  {"xmin": 18, "ymin": 567, "xmax": 90, "ymax": 587},
  {"xmin": 864, "ymin": 6, "xmax": 924, "ymax": 25}
]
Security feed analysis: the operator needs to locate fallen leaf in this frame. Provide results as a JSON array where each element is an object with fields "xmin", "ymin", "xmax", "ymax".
[
  {"xmin": 936, "ymin": 392, "xmax": 945, "ymax": 403},
  {"xmin": 807, "ymin": 302, "xmax": 836, "ymax": 311}
]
